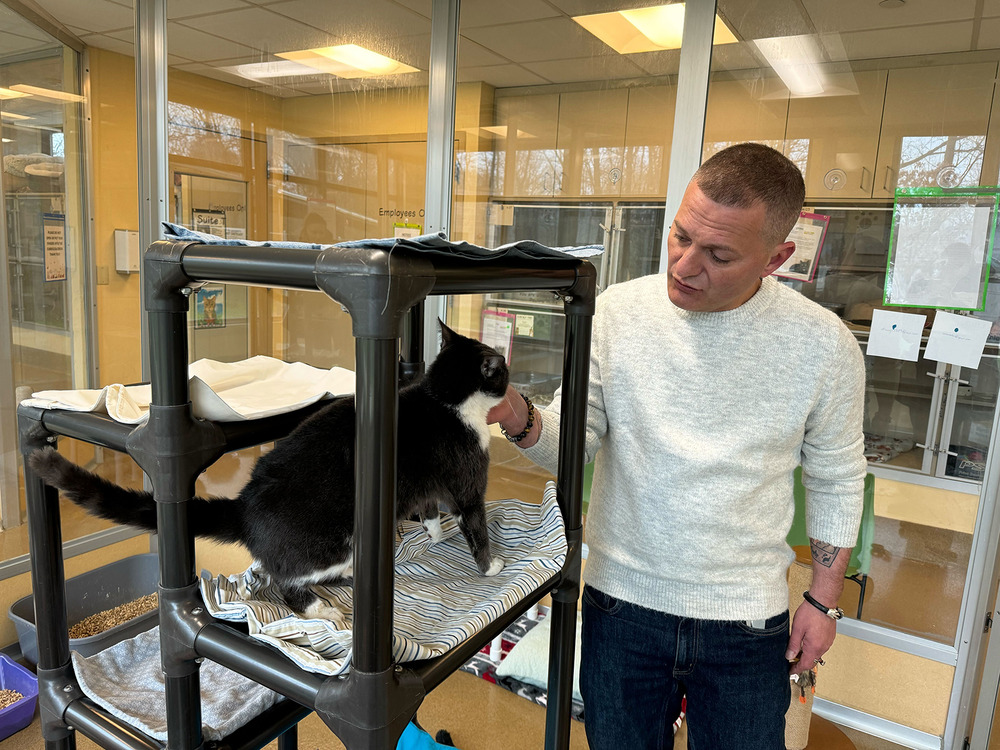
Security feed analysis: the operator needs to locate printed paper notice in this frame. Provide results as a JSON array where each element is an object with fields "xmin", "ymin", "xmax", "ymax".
[
  {"xmin": 481, "ymin": 309, "xmax": 514, "ymax": 365},
  {"xmin": 924, "ymin": 311, "xmax": 992, "ymax": 369},
  {"xmin": 43, "ymin": 213, "xmax": 67, "ymax": 281},
  {"xmin": 866, "ymin": 309, "xmax": 926, "ymax": 362}
]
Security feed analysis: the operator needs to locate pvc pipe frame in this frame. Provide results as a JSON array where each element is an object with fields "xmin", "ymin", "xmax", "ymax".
[{"xmin": 18, "ymin": 238, "xmax": 596, "ymax": 750}]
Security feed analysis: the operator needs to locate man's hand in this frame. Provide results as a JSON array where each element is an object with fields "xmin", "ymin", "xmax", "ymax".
[
  {"xmin": 785, "ymin": 600, "xmax": 837, "ymax": 673},
  {"xmin": 487, "ymin": 385, "xmax": 542, "ymax": 448}
]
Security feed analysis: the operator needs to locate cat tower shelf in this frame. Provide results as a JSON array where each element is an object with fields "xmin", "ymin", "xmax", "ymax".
[{"xmin": 17, "ymin": 236, "xmax": 596, "ymax": 750}]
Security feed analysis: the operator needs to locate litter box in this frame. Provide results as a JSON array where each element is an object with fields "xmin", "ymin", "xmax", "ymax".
[
  {"xmin": 0, "ymin": 653, "xmax": 39, "ymax": 741},
  {"xmin": 9, "ymin": 553, "xmax": 160, "ymax": 665}
]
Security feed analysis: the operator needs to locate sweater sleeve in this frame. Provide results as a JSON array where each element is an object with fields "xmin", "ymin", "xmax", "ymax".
[{"xmin": 800, "ymin": 323, "xmax": 868, "ymax": 549}]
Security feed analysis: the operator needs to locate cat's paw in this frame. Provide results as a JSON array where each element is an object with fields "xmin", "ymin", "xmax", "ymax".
[
  {"xmin": 303, "ymin": 599, "xmax": 348, "ymax": 627},
  {"xmin": 423, "ymin": 517, "xmax": 444, "ymax": 544},
  {"xmin": 485, "ymin": 557, "xmax": 504, "ymax": 576}
]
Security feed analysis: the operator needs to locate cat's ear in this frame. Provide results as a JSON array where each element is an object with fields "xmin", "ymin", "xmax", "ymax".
[{"xmin": 438, "ymin": 318, "xmax": 456, "ymax": 346}]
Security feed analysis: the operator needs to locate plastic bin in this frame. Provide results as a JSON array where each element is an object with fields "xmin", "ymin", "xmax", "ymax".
[
  {"xmin": 0, "ymin": 653, "xmax": 39, "ymax": 741},
  {"xmin": 9, "ymin": 553, "xmax": 160, "ymax": 665}
]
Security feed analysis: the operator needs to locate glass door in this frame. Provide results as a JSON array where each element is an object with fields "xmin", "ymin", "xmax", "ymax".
[
  {"xmin": 486, "ymin": 202, "xmax": 612, "ymax": 406},
  {"xmin": 0, "ymin": 10, "xmax": 91, "ymax": 530}
]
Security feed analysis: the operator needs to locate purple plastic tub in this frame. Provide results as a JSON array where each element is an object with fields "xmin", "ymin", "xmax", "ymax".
[{"xmin": 0, "ymin": 653, "xmax": 38, "ymax": 741}]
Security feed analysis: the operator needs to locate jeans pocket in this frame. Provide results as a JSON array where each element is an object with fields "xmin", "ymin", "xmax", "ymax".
[
  {"xmin": 582, "ymin": 584, "xmax": 624, "ymax": 615},
  {"xmin": 735, "ymin": 610, "xmax": 790, "ymax": 636}
]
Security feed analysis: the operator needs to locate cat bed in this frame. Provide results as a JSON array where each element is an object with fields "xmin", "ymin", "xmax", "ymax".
[
  {"xmin": 71, "ymin": 626, "xmax": 281, "ymax": 741},
  {"xmin": 199, "ymin": 483, "xmax": 566, "ymax": 676},
  {"xmin": 21, "ymin": 356, "xmax": 354, "ymax": 424},
  {"xmin": 863, "ymin": 432, "xmax": 915, "ymax": 463},
  {"xmin": 162, "ymin": 222, "xmax": 603, "ymax": 260},
  {"xmin": 459, "ymin": 605, "xmax": 586, "ymax": 722}
]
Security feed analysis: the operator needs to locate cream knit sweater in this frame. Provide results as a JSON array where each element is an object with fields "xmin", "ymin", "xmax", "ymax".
[{"xmin": 524, "ymin": 273, "xmax": 867, "ymax": 621}]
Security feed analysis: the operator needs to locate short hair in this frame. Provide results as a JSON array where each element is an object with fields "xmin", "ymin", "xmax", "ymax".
[{"xmin": 693, "ymin": 143, "xmax": 805, "ymax": 246}]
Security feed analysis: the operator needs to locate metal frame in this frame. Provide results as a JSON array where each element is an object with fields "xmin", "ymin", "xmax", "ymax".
[
  {"xmin": 658, "ymin": 0, "xmax": 716, "ymax": 274},
  {"xmin": 18, "ymin": 239, "xmax": 596, "ymax": 750}
]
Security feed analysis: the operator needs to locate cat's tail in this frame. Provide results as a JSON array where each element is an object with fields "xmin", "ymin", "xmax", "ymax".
[{"xmin": 28, "ymin": 447, "xmax": 244, "ymax": 544}]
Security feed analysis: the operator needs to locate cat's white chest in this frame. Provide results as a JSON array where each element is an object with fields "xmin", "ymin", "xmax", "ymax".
[{"xmin": 457, "ymin": 392, "xmax": 501, "ymax": 451}]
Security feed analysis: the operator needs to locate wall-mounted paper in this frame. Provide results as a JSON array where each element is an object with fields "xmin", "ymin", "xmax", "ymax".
[
  {"xmin": 866, "ymin": 309, "xmax": 926, "ymax": 362},
  {"xmin": 924, "ymin": 311, "xmax": 993, "ymax": 369}
]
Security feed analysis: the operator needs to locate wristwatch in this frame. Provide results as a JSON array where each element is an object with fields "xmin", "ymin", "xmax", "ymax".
[{"xmin": 803, "ymin": 591, "xmax": 844, "ymax": 620}]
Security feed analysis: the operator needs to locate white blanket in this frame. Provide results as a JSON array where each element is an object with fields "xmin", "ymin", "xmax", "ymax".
[
  {"xmin": 200, "ymin": 483, "xmax": 567, "ymax": 676},
  {"xmin": 22, "ymin": 356, "xmax": 355, "ymax": 423}
]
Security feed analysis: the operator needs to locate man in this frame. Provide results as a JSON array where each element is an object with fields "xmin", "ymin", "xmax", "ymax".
[{"xmin": 488, "ymin": 143, "xmax": 866, "ymax": 748}]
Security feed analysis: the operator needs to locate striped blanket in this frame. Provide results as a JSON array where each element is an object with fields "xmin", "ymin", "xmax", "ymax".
[{"xmin": 199, "ymin": 482, "xmax": 566, "ymax": 675}]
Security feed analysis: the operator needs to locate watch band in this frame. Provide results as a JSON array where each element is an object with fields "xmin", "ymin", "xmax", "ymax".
[{"xmin": 803, "ymin": 590, "xmax": 844, "ymax": 620}]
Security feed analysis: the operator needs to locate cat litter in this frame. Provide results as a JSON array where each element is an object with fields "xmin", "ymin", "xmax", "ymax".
[
  {"xmin": 68, "ymin": 593, "xmax": 158, "ymax": 638},
  {"xmin": 0, "ymin": 653, "xmax": 39, "ymax": 742},
  {"xmin": 201, "ymin": 483, "xmax": 567, "ymax": 676}
]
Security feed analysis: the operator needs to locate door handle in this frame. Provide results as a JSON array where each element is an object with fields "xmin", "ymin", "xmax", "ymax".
[{"xmin": 883, "ymin": 166, "xmax": 895, "ymax": 193}]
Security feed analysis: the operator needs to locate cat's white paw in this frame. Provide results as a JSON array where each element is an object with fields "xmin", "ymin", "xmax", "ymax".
[
  {"xmin": 423, "ymin": 517, "xmax": 444, "ymax": 544},
  {"xmin": 303, "ymin": 599, "xmax": 348, "ymax": 627},
  {"xmin": 485, "ymin": 557, "xmax": 504, "ymax": 576}
]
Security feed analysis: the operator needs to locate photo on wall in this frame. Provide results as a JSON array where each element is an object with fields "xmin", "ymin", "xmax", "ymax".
[{"xmin": 194, "ymin": 284, "xmax": 226, "ymax": 329}]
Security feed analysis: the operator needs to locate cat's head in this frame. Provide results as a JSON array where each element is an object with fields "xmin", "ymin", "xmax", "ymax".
[{"xmin": 426, "ymin": 320, "xmax": 509, "ymax": 406}]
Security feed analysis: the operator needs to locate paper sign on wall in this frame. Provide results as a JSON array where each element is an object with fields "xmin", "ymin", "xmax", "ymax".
[
  {"xmin": 866, "ymin": 309, "xmax": 926, "ymax": 362},
  {"xmin": 924, "ymin": 310, "xmax": 992, "ymax": 370}
]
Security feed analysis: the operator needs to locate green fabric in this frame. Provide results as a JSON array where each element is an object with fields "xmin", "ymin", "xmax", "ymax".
[{"xmin": 786, "ymin": 467, "xmax": 875, "ymax": 576}]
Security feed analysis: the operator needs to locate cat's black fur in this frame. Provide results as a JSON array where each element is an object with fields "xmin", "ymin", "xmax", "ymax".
[{"xmin": 29, "ymin": 322, "xmax": 509, "ymax": 620}]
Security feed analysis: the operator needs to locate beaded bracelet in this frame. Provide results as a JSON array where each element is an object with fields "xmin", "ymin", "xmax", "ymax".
[{"xmin": 500, "ymin": 392, "xmax": 535, "ymax": 443}]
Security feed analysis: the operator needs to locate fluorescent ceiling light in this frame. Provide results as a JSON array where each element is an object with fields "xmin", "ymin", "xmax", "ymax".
[
  {"xmin": 573, "ymin": 3, "xmax": 737, "ymax": 54},
  {"xmin": 276, "ymin": 45, "xmax": 418, "ymax": 79},
  {"xmin": 8, "ymin": 84, "xmax": 85, "ymax": 102},
  {"xmin": 0, "ymin": 87, "xmax": 30, "ymax": 100},
  {"xmin": 0, "ymin": 111, "xmax": 32, "ymax": 120},
  {"xmin": 754, "ymin": 35, "xmax": 828, "ymax": 97},
  {"xmin": 1, "ymin": 138, "xmax": 11, "ymax": 143},
  {"xmin": 220, "ymin": 60, "xmax": 324, "ymax": 82},
  {"xmin": 469, "ymin": 125, "xmax": 537, "ymax": 139}
]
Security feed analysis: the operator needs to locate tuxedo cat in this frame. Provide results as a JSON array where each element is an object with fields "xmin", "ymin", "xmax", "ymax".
[{"xmin": 30, "ymin": 322, "xmax": 509, "ymax": 621}]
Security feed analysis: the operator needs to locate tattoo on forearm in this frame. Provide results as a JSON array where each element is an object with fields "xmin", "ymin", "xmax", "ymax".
[{"xmin": 811, "ymin": 541, "xmax": 841, "ymax": 568}]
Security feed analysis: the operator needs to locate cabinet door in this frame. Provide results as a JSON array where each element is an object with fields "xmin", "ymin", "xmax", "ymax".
[
  {"xmin": 494, "ymin": 93, "xmax": 561, "ymax": 198},
  {"xmin": 704, "ymin": 76, "xmax": 789, "ymax": 157},
  {"xmin": 873, "ymin": 62, "xmax": 997, "ymax": 199},
  {"xmin": 621, "ymin": 85, "xmax": 676, "ymax": 198},
  {"xmin": 785, "ymin": 69, "xmax": 887, "ymax": 200},
  {"xmin": 556, "ymin": 89, "xmax": 628, "ymax": 198}
]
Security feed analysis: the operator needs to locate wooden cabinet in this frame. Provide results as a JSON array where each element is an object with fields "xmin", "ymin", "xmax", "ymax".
[
  {"xmin": 556, "ymin": 88, "xmax": 628, "ymax": 198},
  {"xmin": 621, "ymin": 84, "xmax": 676, "ymax": 198},
  {"xmin": 494, "ymin": 93, "xmax": 561, "ymax": 198},
  {"xmin": 873, "ymin": 62, "xmax": 998, "ymax": 199},
  {"xmin": 785, "ymin": 69, "xmax": 888, "ymax": 200},
  {"xmin": 703, "ymin": 76, "xmax": 789, "ymax": 158}
]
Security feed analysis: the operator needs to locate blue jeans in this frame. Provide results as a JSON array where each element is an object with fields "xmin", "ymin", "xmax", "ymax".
[{"xmin": 580, "ymin": 585, "xmax": 791, "ymax": 750}]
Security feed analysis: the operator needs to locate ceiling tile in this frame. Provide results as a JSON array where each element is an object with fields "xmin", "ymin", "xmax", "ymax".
[
  {"xmin": 266, "ymin": 0, "xmax": 432, "ymax": 39},
  {"xmin": 984, "ymin": 0, "xmax": 1000, "ymax": 17},
  {"xmin": 800, "ymin": 0, "xmax": 977, "ymax": 33},
  {"xmin": 840, "ymin": 20, "xmax": 974, "ymax": 60},
  {"xmin": 522, "ymin": 54, "xmax": 648, "ymax": 84},
  {"xmin": 166, "ymin": 21, "xmax": 263, "ymax": 60},
  {"xmin": 459, "ymin": 0, "xmax": 561, "ymax": 29},
  {"xmin": 31, "ymin": 0, "xmax": 134, "ymax": 34},
  {"xmin": 457, "ymin": 64, "xmax": 549, "ymax": 88},
  {"xmin": 458, "ymin": 38, "xmax": 508, "ymax": 67},
  {"xmin": 168, "ymin": 0, "xmax": 252, "ymax": 21},
  {"xmin": 171, "ymin": 6, "xmax": 330, "ymax": 53},
  {"xmin": 462, "ymin": 17, "xmax": 613, "ymax": 64},
  {"xmin": 0, "ymin": 31, "xmax": 60, "ymax": 56},
  {"xmin": 717, "ymin": 0, "xmax": 811, "ymax": 41}
]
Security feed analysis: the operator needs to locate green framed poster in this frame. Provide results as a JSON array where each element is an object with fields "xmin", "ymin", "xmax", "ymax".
[{"xmin": 883, "ymin": 186, "xmax": 998, "ymax": 311}]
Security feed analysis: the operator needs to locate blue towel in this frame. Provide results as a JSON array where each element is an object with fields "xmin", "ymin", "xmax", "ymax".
[
  {"xmin": 397, "ymin": 721, "xmax": 456, "ymax": 749},
  {"xmin": 162, "ymin": 222, "xmax": 603, "ymax": 260}
]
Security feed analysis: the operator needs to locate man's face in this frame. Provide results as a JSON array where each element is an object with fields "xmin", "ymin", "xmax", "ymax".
[{"xmin": 666, "ymin": 182, "xmax": 795, "ymax": 312}]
